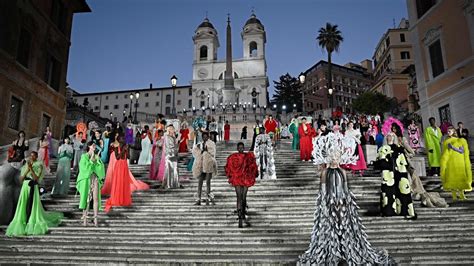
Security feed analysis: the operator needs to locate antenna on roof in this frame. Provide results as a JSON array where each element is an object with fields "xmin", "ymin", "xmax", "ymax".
[
  {"xmin": 251, "ymin": 7, "xmax": 255, "ymax": 16},
  {"xmin": 393, "ymin": 18, "xmax": 396, "ymax": 28},
  {"xmin": 205, "ymin": 11, "xmax": 208, "ymax": 19}
]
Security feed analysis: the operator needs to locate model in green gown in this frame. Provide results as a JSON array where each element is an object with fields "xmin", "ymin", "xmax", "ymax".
[
  {"xmin": 51, "ymin": 139, "xmax": 74, "ymax": 197},
  {"xmin": 289, "ymin": 118, "xmax": 300, "ymax": 150},
  {"xmin": 6, "ymin": 152, "xmax": 63, "ymax": 237},
  {"xmin": 76, "ymin": 143, "xmax": 105, "ymax": 226}
]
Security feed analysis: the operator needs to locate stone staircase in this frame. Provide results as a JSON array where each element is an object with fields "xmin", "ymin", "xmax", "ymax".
[{"xmin": 0, "ymin": 139, "xmax": 473, "ymax": 264}]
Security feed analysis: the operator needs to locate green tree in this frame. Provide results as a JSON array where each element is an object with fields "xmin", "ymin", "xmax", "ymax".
[
  {"xmin": 317, "ymin": 23, "xmax": 344, "ymax": 107},
  {"xmin": 352, "ymin": 91, "xmax": 396, "ymax": 114},
  {"xmin": 271, "ymin": 73, "xmax": 302, "ymax": 111}
]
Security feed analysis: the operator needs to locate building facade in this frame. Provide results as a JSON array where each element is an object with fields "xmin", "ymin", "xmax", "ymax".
[
  {"xmin": 371, "ymin": 18, "xmax": 414, "ymax": 108},
  {"xmin": 406, "ymin": 0, "xmax": 474, "ymax": 131},
  {"xmin": 0, "ymin": 0, "xmax": 90, "ymax": 145},
  {"xmin": 302, "ymin": 60, "xmax": 374, "ymax": 113},
  {"xmin": 71, "ymin": 85, "xmax": 193, "ymax": 123},
  {"xmin": 191, "ymin": 14, "xmax": 268, "ymax": 109}
]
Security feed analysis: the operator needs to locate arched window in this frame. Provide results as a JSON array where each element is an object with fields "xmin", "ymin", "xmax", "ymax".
[
  {"xmin": 200, "ymin": 46, "xmax": 208, "ymax": 60},
  {"xmin": 249, "ymin": 41, "xmax": 258, "ymax": 57}
]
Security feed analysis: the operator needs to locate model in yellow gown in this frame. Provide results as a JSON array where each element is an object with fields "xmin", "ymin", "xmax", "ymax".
[{"xmin": 440, "ymin": 127, "xmax": 472, "ymax": 200}]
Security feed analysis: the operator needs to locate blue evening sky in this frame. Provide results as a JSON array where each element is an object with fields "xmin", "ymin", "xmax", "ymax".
[{"xmin": 67, "ymin": 0, "xmax": 407, "ymax": 96}]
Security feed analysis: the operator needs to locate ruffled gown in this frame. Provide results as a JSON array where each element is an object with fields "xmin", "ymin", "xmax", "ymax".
[
  {"xmin": 102, "ymin": 147, "xmax": 149, "ymax": 195},
  {"xmin": 298, "ymin": 168, "xmax": 394, "ymax": 265},
  {"xmin": 51, "ymin": 145, "xmax": 73, "ymax": 197},
  {"xmin": 226, "ymin": 152, "xmax": 258, "ymax": 187},
  {"xmin": 254, "ymin": 134, "xmax": 276, "ymax": 180},
  {"xmin": 342, "ymin": 129, "xmax": 367, "ymax": 172},
  {"xmin": 6, "ymin": 162, "xmax": 63, "ymax": 237}
]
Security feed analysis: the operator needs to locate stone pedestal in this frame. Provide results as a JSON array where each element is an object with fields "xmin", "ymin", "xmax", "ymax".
[
  {"xmin": 363, "ymin": 145, "xmax": 377, "ymax": 165},
  {"xmin": 411, "ymin": 156, "xmax": 426, "ymax": 177}
]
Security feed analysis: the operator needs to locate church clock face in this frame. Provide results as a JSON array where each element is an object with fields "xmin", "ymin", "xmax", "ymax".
[
  {"xmin": 197, "ymin": 68, "xmax": 208, "ymax": 79},
  {"xmin": 248, "ymin": 65, "xmax": 258, "ymax": 76}
]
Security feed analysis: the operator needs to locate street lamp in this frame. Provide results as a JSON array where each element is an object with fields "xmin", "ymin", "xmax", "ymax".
[
  {"xmin": 328, "ymin": 87, "xmax": 334, "ymax": 114},
  {"xmin": 282, "ymin": 105, "xmax": 287, "ymax": 111},
  {"xmin": 109, "ymin": 112, "xmax": 113, "ymax": 122},
  {"xmin": 129, "ymin": 93, "xmax": 134, "ymax": 120},
  {"xmin": 123, "ymin": 109, "xmax": 127, "ymax": 122},
  {"xmin": 207, "ymin": 94, "xmax": 210, "ymax": 108},
  {"xmin": 299, "ymin": 72, "xmax": 306, "ymax": 114},
  {"xmin": 134, "ymin": 91, "xmax": 140, "ymax": 124},
  {"xmin": 171, "ymin": 75, "xmax": 177, "ymax": 116}
]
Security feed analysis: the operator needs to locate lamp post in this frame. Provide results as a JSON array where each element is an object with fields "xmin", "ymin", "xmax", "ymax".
[
  {"xmin": 171, "ymin": 75, "xmax": 177, "ymax": 116},
  {"xmin": 328, "ymin": 87, "xmax": 334, "ymax": 115},
  {"xmin": 129, "ymin": 93, "xmax": 134, "ymax": 120},
  {"xmin": 299, "ymin": 72, "xmax": 306, "ymax": 114},
  {"xmin": 122, "ymin": 109, "xmax": 127, "ymax": 122},
  {"xmin": 134, "ymin": 91, "xmax": 140, "ymax": 124},
  {"xmin": 109, "ymin": 112, "xmax": 113, "ymax": 122},
  {"xmin": 207, "ymin": 94, "xmax": 210, "ymax": 109}
]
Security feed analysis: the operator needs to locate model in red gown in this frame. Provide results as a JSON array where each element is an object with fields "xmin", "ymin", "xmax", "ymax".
[
  {"xmin": 104, "ymin": 142, "xmax": 132, "ymax": 213},
  {"xmin": 178, "ymin": 127, "xmax": 189, "ymax": 153},
  {"xmin": 298, "ymin": 119, "xmax": 316, "ymax": 161},
  {"xmin": 224, "ymin": 121, "xmax": 231, "ymax": 141},
  {"xmin": 102, "ymin": 138, "xmax": 149, "ymax": 196},
  {"xmin": 226, "ymin": 142, "xmax": 258, "ymax": 228}
]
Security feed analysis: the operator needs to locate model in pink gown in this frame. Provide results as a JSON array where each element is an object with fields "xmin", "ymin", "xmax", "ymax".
[{"xmin": 150, "ymin": 136, "xmax": 166, "ymax": 182}]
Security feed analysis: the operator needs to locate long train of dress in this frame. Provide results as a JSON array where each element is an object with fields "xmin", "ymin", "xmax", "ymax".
[
  {"xmin": 298, "ymin": 168, "xmax": 394, "ymax": 265},
  {"xmin": 102, "ymin": 151, "xmax": 149, "ymax": 195}
]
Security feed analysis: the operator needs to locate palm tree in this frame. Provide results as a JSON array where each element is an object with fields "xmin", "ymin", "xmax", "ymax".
[{"xmin": 317, "ymin": 23, "xmax": 343, "ymax": 109}]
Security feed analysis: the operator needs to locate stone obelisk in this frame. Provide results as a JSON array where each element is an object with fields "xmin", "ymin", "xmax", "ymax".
[{"xmin": 222, "ymin": 14, "xmax": 236, "ymax": 104}]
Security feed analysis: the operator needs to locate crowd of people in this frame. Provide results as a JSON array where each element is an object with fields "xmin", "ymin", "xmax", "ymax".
[{"xmin": 1, "ymin": 110, "xmax": 472, "ymax": 264}]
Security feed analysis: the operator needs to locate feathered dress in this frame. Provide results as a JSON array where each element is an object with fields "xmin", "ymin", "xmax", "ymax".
[
  {"xmin": 298, "ymin": 167, "xmax": 394, "ymax": 265},
  {"xmin": 254, "ymin": 134, "xmax": 276, "ymax": 180}
]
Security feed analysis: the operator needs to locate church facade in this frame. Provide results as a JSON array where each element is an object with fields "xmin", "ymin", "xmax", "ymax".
[{"xmin": 191, "ymin": 14, "xmax": 269, "ymax": 110}]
